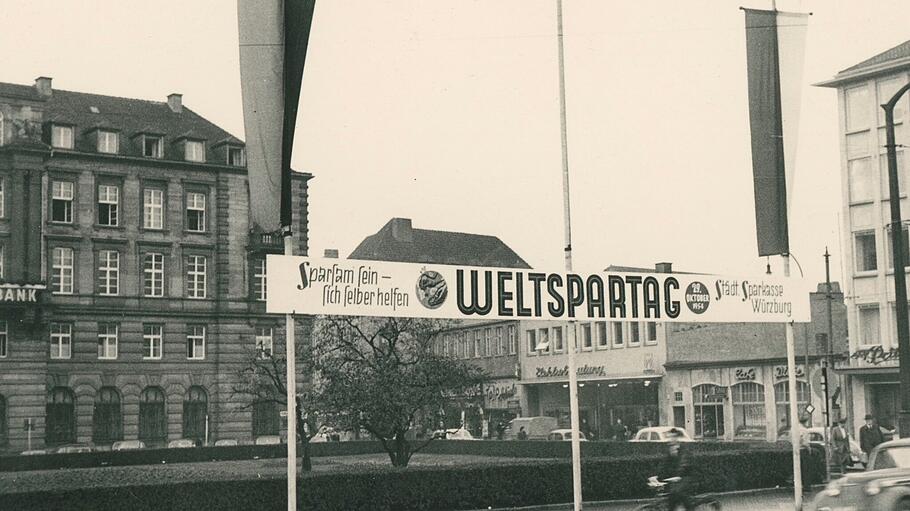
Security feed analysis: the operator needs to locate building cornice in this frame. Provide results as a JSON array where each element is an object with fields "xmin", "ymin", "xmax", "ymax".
[{"xmin": 815, "ymin": 58, "xmax": 910, "ymax": 88}]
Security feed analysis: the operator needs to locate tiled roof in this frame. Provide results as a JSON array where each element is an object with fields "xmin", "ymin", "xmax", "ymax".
[
  {"xmin": 840, "ymin": 39, "xmax": 910, "ymax": 74},
  {"xmin": 0, "ymin": 80, "xmax": 242, "ymax": 164},
  {"xmin": 349, "ymin": 218, "xmax": 531, "ymax": 269}
]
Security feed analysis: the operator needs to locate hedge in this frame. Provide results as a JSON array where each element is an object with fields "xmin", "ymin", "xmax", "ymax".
[{"xmin": 0, "ymin": 448, "xmax": 824, "ymax": 511}]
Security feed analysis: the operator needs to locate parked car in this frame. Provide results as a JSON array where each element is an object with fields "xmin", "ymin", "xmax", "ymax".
[
  {"xmin": 214, "ymin": 439, "xmax": 239, "ymax": 447},
  {"xmin": 812, "ymin": 437, "xmax": 910, "ymax": 510},
  {"xmin": 630, "ymin": 426, "xmax": 693, "ymax": 443},
  {"xmin": 167, "ymin": 439, "xmax": 196, "ymax": 449},
  {"xmin": 547, "ymin": 429, "xmax": 588, "ymax": 441},
  {"xmin": 803, "ymin": 426, "xmax": 867, "ymax": 468},
  {"xmin": 111, "ymin": 440, "xmax": 146, "ymax": 451},
  {"xmin": 254, "ymin": 435, "xmax": 282, "ymax": 445},
  {"xmin": 504, "ymin": 416, "xmax": 558, "ymax": 440},
  {"xmin": 55, "ymin": 444, "xmax": 94, "ymax": 454},
  {"xmin": 433, "ymin": 427, "xmax": 479, "ymax": 440},
  {"xmin": 20, "ymin": 449, "xmax": 48, "ymax": 456}
]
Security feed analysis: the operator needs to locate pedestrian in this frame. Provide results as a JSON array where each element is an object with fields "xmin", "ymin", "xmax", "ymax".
[
  {"xmin": 612, "ymin": 418, "xmax": 629, "ymax": 441},
  {"xmin": 660, "ymin": 429, "xmax": 695, "ymax": 511},
  {"xmin": 516, "ymin": 426, "xmax": 528, "ymax": 441},
  {"xmin": 860, "ymin": 414, "xmax": 885, "ymax": 455},
  {"xmin": 832, "ymin": 419, "xmax": 851, "ymax": 470},
  {"xmin": 496, "ymin": 421, "xmax": 506, "ymax": 440}
]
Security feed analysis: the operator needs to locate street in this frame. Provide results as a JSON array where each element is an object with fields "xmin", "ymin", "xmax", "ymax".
[{"xmin": 493, "ymin": 488, "xmax": 815, "ymax": 511}]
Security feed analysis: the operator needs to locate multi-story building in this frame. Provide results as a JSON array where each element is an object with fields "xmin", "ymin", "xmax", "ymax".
[
  {"xmin": 817, "ymin": 39, "xmax": 910, "ymax": 434},
  {"xmin": 349, "ymin": 217, "xmax": 529, "ymax": 437},
  {"xmin": 0, "ymin": 77, "xmax": 311, "ymax": 453}
]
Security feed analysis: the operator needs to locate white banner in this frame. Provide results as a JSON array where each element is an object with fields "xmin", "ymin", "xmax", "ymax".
[{"xmin": 266, "ymin": 256, "xmax": 811, "ymax": 323}]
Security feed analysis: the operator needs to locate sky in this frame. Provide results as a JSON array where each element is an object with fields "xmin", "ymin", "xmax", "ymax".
[{"xmin": 2, "ymin": 0, "xmax": 909, "ymax": 288}]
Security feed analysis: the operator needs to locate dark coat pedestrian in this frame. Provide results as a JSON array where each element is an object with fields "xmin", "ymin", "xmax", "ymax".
[{"xmin": 860, "ymin": 414, "xmax": 885, "ymax": 454}]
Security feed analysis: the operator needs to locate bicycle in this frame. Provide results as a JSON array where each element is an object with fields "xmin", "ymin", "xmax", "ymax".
[{"xmin": 633, "ymin": 476, "xmax": 722, "ymax": 511}]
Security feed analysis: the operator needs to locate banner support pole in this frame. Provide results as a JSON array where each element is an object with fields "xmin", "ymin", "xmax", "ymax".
[
  {"xmin": 784, "ymin": 254, "xmax": 803, "ymax": 510},
  {"xmin": 284, "ymin": 231, "xmax": 298, "ymax": 511}
]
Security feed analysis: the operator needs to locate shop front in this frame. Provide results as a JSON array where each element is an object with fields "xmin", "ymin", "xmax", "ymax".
[
  {"xmin": 483, "ymin": 378, "xmax": 521, "ymax": 438},
  {"xmin": 840, "ymin": 345, "xmax": 900, "ymax": 435}
]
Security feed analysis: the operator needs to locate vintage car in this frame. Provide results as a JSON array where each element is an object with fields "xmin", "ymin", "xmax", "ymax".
[
  {"xmin": 812, "ymin": 438, "xmax": 910, "ymax": 511},
  {"xmin": 547, "ymin": 429, "xmax": 588, "ymax": 442},
  {"xmin": 630, "ymin": 426, "xmax": 694, "ymax": 443}
]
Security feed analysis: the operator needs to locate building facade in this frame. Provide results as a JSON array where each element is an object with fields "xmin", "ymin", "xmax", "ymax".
[
  {"xmin": 0, "ymin": 78, "xmax": 311, "ymax": 453},
  {"xmin": 818, "ymin": 39, "xmax": 910, "ymax": 435}
]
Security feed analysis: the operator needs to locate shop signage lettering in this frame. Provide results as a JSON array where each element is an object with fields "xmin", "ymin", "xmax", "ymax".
[
  {"xmin": 266, "ymin": 256, "xmax": 811, "ymax": 323},
  {"xmin": 774, "ymin": 365, "xmax": 805, "ymax": 380},
  {"xmin": 851, "ymin": 345, "xmax": 899, "ymax": 365},
  {"xmin": 734, "ymin": 367, "xmax": 756, "ymax": 381},
  {"xmin": 535, "ymin": 365, "xmax": 606, "ymax": 379},
  {"xmin": 485, "ymin": 382, "xmax": 517, "ymax": 402},
  {"xmin": 0, "ymin": 286, "xmax": 43, "ymax": 303}
]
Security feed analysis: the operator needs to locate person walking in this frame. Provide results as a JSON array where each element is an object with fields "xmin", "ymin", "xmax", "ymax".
[
  {"xmin": 660, "ymin": 429, "xmax": 695, "ymax": 511},
  {"xmin": 860, "ymin": 414, "xmax": 885, "ymax": 456},
  {"xmin": 612, "ymin": 418, "xmax": 629, "ymax": 441},
  {"xmin": 832, "ymin": 419, "xmax": 851, "ymax": 470}
]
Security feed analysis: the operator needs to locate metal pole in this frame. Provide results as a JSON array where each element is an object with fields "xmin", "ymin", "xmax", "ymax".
[
  {"xmin": 284, "ymin": 234, "xmax": 298, "ymax": 511},
  {"xmin": 883, "ymin": 82, "xmax": 910, "ymax": 438},
  {"xmin": 27, "ymin": 419, "xmax": 31, "ymax": 452},
  {"xmin": 823, "ymin": 248, "xmax": 833, "ymax": 482},
  {"xmin": 556, "ymin": 0, "xmax": 583, "ymax": 508},
  {"xmin": 784, "ymin": 255, "xmax": 803, "ymax": 510},
  {"xmin": 205, "ymin": 414, "xmax": 210, "ymax": 446}
]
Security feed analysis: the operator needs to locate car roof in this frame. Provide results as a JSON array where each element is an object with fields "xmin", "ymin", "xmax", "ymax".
[
  {"xmin": 639, "ymin": 427, "xmax": 678, "ymax": 433},
  {"xmin": 877, "ymin": 438, "xmax": 910, "ymax": 449}
]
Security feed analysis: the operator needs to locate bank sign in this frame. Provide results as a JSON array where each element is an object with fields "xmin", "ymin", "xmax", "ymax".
[
  {"xmin": 0, "ymin": 284, "xmax": 44, "ymax": 304},
  {"xmin": 266, "ymin": 256, "xmax": 810, "ymax": 323}
]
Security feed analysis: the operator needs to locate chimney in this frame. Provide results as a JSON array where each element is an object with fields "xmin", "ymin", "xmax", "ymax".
[
  {"xmin": 655, "ymin": 262, "xmax": 673, "ymax": 273},
  {"xmin": 324, "ymin": 249, "xmax": 339, "ymax": 259},
  {"xmin": 389, "ymin": 218, "xmax": 414, "ymax": 242},
  {"xmin": 167, "ymin": 93, "xmax": 183, "ymax": 113},
  {"xmin": 35, "ymin": 76, "xmax": 53, "ymax": 97}
]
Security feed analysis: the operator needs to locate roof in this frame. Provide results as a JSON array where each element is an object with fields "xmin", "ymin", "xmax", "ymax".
[
  {"xmin": 0, "ymin": 80, "xmax": 243, "ymax": 163},
  {"xmin": 349, "ymin": 218, "xmax": 531, "ymax": 269},
  {"xmin": 816, "ymin": 39, "xmax": 910, "ymax": 88}
]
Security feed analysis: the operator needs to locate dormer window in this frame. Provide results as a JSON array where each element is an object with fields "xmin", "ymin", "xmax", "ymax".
[
  {"xmin": 227, "ymin": 147, "xmax": 245, "ymax": 167},
  {"xmin": 97, "ymin": 131, "xmax": 119, "ymax": 154},
  {"xmin": 51, "ymin": 125, "xmax": 74, "ymax": 149},
  {"xmin": 185, "ymin": 140, "xmax": 205, "ymax": 162},
  {"xmin": 143, "ymin": 135, "xmax": 163, "ymax": 158}
]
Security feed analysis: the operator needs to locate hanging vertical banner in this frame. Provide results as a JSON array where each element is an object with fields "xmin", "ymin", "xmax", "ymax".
[
  {"xmin": 743, "ymin": 8, "xmax": 809, "ymax": 257},
  {"xmin": 238, "ymin": 0, "xmax": 316, "ymax": 232}
]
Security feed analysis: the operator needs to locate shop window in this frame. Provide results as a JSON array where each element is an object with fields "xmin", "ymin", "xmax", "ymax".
[
  {"xmin": 183, "ymin": 386, "xmax": 208, "ymax": 445},
  {"xmin": 252, "ymin": 400, "xmax": 279, "ymax": 437},
  {"xmin": 692, "ymin": 384, "xmax": 725, "ymax": 439},
  {"xmin": 139, "ymin": 387, "xmax": 167, "ymax": 444},
  {"xmin": 46, "ymin": 387, "xmax": 76, "ymax": 446},
  {"xmin": 92, "ymin": 387, "xmax": 122, "ymax": 444},
  {"xmin": 774, "ymin": 381, "xmax": 810, "ymax": 434},
  {"xmin": 731, "ymin": 382, "xmax": 766, "ymax": 439}
]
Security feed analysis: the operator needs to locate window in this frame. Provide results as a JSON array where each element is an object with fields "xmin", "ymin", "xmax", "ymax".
[
  {"xmin": 849, "ymin": 158, "xmax": 874, "ymax": 203},
  {"xmin": 646, "ymin": 323, "xmax": 659, "ymax": 345},
  {"xmin": 97, "ymin": 184, "xmax": 119, "ymax": 226},
  {"xmin": 474, "ymin": 330, "xmax": 484, "ymax": 358},
  {"xmin": 97, "ymin": 250, "xmax": 120, "ymax": 295},
  {"xmin": 252, "ymin": 400, "xmax": 279, "ymax": 436},
  {"xmin": 186, "ymin": 255, "xmax": 207, "ymax": 299},
  {"xmin": 732, "ymin": 382, "xmax": 766, "ymax": 439},
  {"xmin": 526, "ymin": 329, "xmax": 537, "ymax": 354},
  {"xmin": 612, "ymin": 322, "xmax": 624, "ymax": 348},
  {"xmin": 881, "ymin": 152, "xmax": 906, "ymax": 198},
  {"xmin": 183, "ymin": 386, "xmax": 208, "ymax": 444},
  {"xmin": 143, "ymin": 324, "xmax": 163, "ymax": 359},
  {"xmin": 256, "ymin": 327, "xmax": 273, "ymax": 358},
  {"xmin": 227, "ymin": 147, "xmax": 245, "ymax": 166},
  {"xmin": 508, "ymin": 325, "xmax": 517, "ymax": 355},
  {"xmin": 52, "ymin": 247, "xmax": 74, "ymax": 294},
  {"xmin": 878, "ymin": 78, "xmax": 907, "ymax": 125},
  {"xmin": 484, "ymin": 328, "xmax": 492, "ymax": 357},
  {"xmin": 187, "ymin": 325, "xmax": 205, "ymax": 359},
  {"xmin": 553, "ymin": 326, "xmax": 564, "ymax": 352},
  {"xmin": 143, "ymin": 188, "xmax": 164, "ymax": 229},
  {"xmin": 537, "ymin": 328, "xmax": 550, "ymax": 354},
  {"xmin": 0, "ymin": 244, "xmax": 4, "ymax": 280},
  {"xmin": 51, "ymin": 125, "xmax": 74, "ymax": 149},
  {"xmin": 629, "ymin": 323, "xmax": 641, "ymax": 347},
  {"xmin": 92, "ymin": 387, "xmax": 122, "ymax": 444},
  {"xmin": 692, "ymin": 384, "xmax": 725, "ymax": 439},
  {"xmin": 888, "ymin": 224, "xmax": 910, "ymax": 270},
  {"xmin": 464, "ymin": 332, "xmax": 474, "ymax": 359},
  {"xmin": 139, "ymin": 387, "xmax": 166, "ymax": 444},
  {"xmin": 185, "ymin": 140, "xmax": 205, "ymax": 162},
  {"xmin": 859, "ymin": 306, "xmax": 881, "ymax": 345},
  {"xmin": 143, "ymin": 253, "xmax": 164, "ymax": 297},
  {"xmin": 581, "ymin": 323, "xmax": 592, "ymax": 350},
  {"xmin": 50, "ymin": 323, "xmax": 72, "ymax": 359},
  {"xmin": 97, "ymin": 323, "xmax": 118, "ymax": 359},
  {"xmin": 46, "ymin": 387, "xmax": 76, "ymax": 445},
  {"xmin": 495, "ymin": 327, "xmax": 505, "ymax": 356},
  {"xmin": 253, "ymin": 258, "xmax": 267, "ymax": 301},
  {"xmin": 143, "ymin": 135, "xmax": 163, "ymax": 158},
  {"xmin": 855, "ymin": 232, "xmax": 877, "ymax": 272},
  {"xmin": 596, "ymin": 322, "xmax": 608, "ymax": 348},
  {"xmin": 186, "ymin": 192, "xmax": 206, "ymax": 232},
  {"xmin": 0, "ymin": 177, "xmax": 4, "ymax": 218},
  {"xmin": 0, "ymin": 395, "xmax": 6, "ymax": 447},
  {"xmin": 97, "ymin": 131, "xmax": 118, "ymax": 154},
  {"xmin": 0, "ymin": 321, "xmax": 7, "ymax": 358},
  {"xmin": 846, "ymin": 85, "xmax": 871, "ymax": 132},
  {"xmin": 51, "ymin": 181, "xmax": 74, "ymax": 223},
  {"xmin": 774, "ymin": 381, "xmax": 810, "ymax": 431}
]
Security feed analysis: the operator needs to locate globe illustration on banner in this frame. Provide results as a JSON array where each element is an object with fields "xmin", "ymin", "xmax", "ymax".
[{"xmin": 416, "ymin": 269, "xmax": 447, "ymax": 309}]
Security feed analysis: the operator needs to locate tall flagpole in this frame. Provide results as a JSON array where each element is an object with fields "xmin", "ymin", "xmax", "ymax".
[
  {"xmin": 784, "ymin": 255, "xmax": 803, "ymax": 510},
  {"xmin": 285, "ymin": 232, "xmax": 298, "ymax": 511},
  {"xmin": 556, "ymin": 0, "xmax": 584, "ymax": 509}
]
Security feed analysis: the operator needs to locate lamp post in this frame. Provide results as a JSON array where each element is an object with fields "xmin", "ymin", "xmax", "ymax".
[{"xmin": 883, "ymin": 81, "xmax": 910, "ymax": 437}]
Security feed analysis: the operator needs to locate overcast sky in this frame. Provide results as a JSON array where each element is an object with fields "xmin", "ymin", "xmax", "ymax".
[{"xmin": 3, "ymin": 0, "xmax": 909, "ymax": 287}]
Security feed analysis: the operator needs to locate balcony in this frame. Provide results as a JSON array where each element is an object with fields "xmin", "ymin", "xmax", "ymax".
[{"xmin": 248, "ymin": 230, "xmax": 284, "ymax": 253}]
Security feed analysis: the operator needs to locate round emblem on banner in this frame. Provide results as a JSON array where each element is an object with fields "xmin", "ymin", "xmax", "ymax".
[
  {"xmin": 416, "ymin": 269, "xmax": 447, "ymax": 309},
  {"xmin": 684, "ymin": 281, "xmax": 710, "ymax": 314}
]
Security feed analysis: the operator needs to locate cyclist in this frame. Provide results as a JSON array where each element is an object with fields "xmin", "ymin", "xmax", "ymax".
[{"xmin": 660, "ymin": 428, "xmax": 695, "ymax": 511}]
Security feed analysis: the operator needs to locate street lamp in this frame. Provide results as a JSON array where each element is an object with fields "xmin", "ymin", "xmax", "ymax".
[{"xmin": 883, "ymin": 81, "xmax": 910, "ymax": 437}]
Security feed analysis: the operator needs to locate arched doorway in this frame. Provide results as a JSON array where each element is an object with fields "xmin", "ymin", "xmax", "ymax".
[
  {"xmin": 182, "ymin": 386, "xmax": 207, "ymax": 444},
  {"xmin": 692, "ymin": 384, "xmax": 725, "ymax": 439},
  {"xmin": 93, "ymin": 387, "xmax": 123, "ymax": 444},
  {"xmin": 139, "ymin": 387, "xmax": 166, "ymax": 445},
  {"xmin": 46, "ymin": 387, "xmax": 76, "ymax": 445}
]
